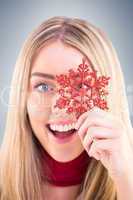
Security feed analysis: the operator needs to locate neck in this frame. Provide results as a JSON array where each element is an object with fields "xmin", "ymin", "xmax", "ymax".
[{"xmin": 39, "ymin": 145, "xmax": 92, "ymax": 187}]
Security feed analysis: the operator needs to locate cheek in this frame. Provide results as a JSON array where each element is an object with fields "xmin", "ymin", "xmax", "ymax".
[{"xmin": 27, "ymin": 93, "xmax": 51, "ymax": 122}]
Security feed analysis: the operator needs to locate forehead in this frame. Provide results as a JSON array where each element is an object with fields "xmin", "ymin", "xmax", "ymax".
[{"xmin": 31, "ymin": 41, "xmax": 88, "ymax": 75}]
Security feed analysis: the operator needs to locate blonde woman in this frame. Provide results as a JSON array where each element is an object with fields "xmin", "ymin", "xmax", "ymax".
[{"xmin": 0, "ymin": 16, "xmax": 133, "ymax": 200}]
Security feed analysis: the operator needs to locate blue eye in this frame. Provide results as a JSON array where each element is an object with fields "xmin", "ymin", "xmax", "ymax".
[{"xmin": 35, "ymin": 83, "xmax": 54, "ymax": 93}]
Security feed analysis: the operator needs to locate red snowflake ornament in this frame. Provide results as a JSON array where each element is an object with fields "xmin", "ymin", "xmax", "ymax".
[{"xmin": 54, "ymin": 57, "xmax": 110, "ymax": 119}]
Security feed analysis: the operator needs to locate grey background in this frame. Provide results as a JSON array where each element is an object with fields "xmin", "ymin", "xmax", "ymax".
[{"xmin": 0, "ymin": 0, "xmax": 133, "ymax": 143}]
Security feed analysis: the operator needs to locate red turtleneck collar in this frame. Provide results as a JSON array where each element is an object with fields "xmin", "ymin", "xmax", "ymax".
[{"xmin": 38, "ymin": 144, "xmax": 92, "ymax": 187}]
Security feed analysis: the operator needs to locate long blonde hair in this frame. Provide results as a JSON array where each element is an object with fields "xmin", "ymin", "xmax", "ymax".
[{"xmin": 0, "ymin": 16, "xmax": 133, "ymax": 200}]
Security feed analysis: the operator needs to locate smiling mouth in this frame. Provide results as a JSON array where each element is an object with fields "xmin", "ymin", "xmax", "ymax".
[{"xmin": 46, "ymin": 124, "xmax": 77, "ymax": 137}]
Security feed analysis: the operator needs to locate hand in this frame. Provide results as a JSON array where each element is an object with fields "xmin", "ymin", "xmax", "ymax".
[{"xmin": 75, "ymin": 107, "xmax": 133, "ymax": 181}]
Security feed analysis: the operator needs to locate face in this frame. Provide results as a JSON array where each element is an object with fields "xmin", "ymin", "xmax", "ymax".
[{"xmin": 27, "ymin": 40, "xmax": 88, "ymax": 162}]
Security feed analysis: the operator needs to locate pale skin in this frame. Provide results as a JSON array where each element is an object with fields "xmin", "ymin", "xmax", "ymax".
[
  {"xmin": 76, "ymin": 108, "xmax": 133, "ymax": 199},
  {"xmin": 27, "ymin": 40, "xmax": 133, "ymax": 199},
  {"xmin": 27, "ymin": 40, "xmax": 85, "ymax": 199}
]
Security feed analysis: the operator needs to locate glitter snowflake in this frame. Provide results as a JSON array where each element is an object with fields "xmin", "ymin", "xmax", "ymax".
[{"xmin": 54, "ymin": 57, "xmax": 110, "ymax": 119}]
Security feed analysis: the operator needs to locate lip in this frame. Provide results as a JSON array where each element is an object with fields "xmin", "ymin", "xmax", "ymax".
[
  {"xmin": 46, "ymin": 123, "xmax": 77, "ymax": 144},
  {"xmin": 48, "ymin": 119, "xmax": 76, "ymax": 126}
]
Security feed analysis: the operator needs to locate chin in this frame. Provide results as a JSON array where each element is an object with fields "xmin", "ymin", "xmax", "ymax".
[{"xmin": 46, "ymin": 145, "xmax": 84, "ymax": 162}]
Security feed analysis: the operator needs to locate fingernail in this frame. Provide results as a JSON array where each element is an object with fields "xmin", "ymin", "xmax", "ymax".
[
  {"xmin": 75, "ymin": 123, "xmax": 79, "ymax": 130},
  {"xmin": 89, "ymin": 152, "xmax": 92, "ymax": 157}
]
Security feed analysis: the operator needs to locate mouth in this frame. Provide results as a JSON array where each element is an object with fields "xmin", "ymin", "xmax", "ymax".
[{"xmin": 46, "ymin": 123, "xmax": 77, "ymax": 140}]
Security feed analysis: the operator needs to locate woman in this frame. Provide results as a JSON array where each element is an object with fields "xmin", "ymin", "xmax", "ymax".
[{"xmin": 0, "ymin": 16, "xmax": 133, "ymax": 200}]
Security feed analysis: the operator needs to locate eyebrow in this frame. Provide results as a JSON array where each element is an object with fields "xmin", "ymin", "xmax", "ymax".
[{"xmin": 31, "ymin": 72, "xmax": 55, "ymax": 80}]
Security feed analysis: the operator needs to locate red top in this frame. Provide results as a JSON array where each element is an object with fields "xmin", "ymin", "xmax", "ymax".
[{"xmin": 39, "ymin": 144, "xmax": 92, "ymax": 187}]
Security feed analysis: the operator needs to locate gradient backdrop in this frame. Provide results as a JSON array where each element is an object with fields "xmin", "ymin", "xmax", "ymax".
[{"xmin": 0, "ymin": 0, "xmax": 133, "ymax": 143}]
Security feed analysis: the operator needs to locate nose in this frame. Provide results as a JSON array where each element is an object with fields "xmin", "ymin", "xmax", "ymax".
[
  {"xmin": 50, "ymin": 92, "xmax": 77, "ymax": 121},
  {"xmin": 51, "ymin": 93, "xmax": 65, "ymax": 115}
]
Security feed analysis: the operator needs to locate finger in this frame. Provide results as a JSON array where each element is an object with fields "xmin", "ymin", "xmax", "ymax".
[
  {"xmin": 75, "ymin": 107, "xmax": 102, "ymax": 129},
  {"xmin": 88, "ymin": 141, "xmax": 103, "ymax": 161},
  {"xmin": 89, "ymin": 138, "xmax": 120, "ymax": 155},
  {"xmin": 76, "ymin": 107, "xmax": 124, "ymax": 131},
  {"xmin": 81, "ymin": 130, "xmax": 102, "ymax": 153},
  {"xmin": 77, "ymin": 115, "xmax": 122, "ymax": 141},
  {"xmin": 89, "ymin": 150, "xmax": 101, "ymax": 160},
  {"xmin": 75, "ymin": 111, "xmax": 89, "ymax": 130},
  {"xmin": 75, "ymin": 107, "xmax": 105, "ymax": 129},
  {"xmin": 80, "ymin": 126, "xmax": 120, "ymax": 142},
  {"xmin": 81, "ymin": 127, "xmax": 119, "ymax": 156},
  {"xmin": 83, "ymin": 138, "xmax": 102, "ymax": 160},
  {"xmin": 82, "ymin": 131, "xmax": 94, "ymax": 152}
]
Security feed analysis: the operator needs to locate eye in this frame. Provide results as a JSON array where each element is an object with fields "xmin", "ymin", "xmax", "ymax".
[{"xmin": 35, "ymin": 83, "xmax": 54, "ymax": 93}]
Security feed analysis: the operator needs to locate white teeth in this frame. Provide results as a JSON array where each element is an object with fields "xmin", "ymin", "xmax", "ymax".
[
  {"xmin": 49, "ymin": 123, "xmax": 76, "ymax": 132},
  {"xmin": 68, "ymin": 124, "xmax": 72, "ymax": 130},
  {"xmin": 52, "ymin": 125, "xmax": 55, "ymax": 131},
  {"xmin": 59, "ymin": 125, "xmax": 63, "ymax": 132}
]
